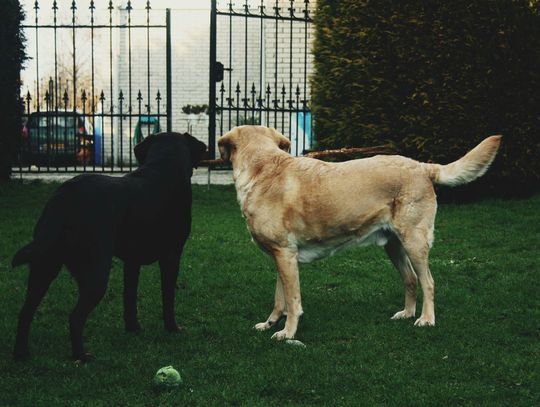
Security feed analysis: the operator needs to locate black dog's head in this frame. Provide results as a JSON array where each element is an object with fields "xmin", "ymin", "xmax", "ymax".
[{"xmin": 134, "ymin": 132, "xmax": 207, "ymax": 168}]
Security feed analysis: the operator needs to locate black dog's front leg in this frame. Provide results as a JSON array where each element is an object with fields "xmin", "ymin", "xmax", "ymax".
[
  {"xmin": 123, "ymin": 262, "xmax": 141, "ymax": 332},
  {"xmin": 159, "ymin": 252, "xmax": 182, "ymax": 332}
]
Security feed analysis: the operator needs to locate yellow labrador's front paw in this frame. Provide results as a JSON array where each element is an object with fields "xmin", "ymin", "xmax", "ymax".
[
  {"xmin": 271, "ymin": 329, "xmax": 292, "ymax": 341},
  {"xmin": 254, "ymin": 322, "xmax": 271, "ymax": 331},
  {"xmin": 414, "ymin": 316, "xmax": 435, "ymax": 327},
  {"xmin": 391, "ymin": 309, "xmax": 415, "ymax": 320}
]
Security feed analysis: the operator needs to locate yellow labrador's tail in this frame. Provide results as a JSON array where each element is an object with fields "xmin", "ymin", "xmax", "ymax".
[{"xmin": 425, "ymin": 136, "xmax": 502, "ymax": 187}]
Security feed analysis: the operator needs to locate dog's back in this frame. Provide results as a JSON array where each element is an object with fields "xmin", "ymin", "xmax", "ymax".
[{"xmin": 12, "ymin": 174, "xmax": 130, "ymax": 268}]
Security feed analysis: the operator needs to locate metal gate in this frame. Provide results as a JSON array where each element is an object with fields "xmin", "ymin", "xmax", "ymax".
[
  {"xmin": 208, "ymin": 0, "xmax": 314, "ymax": 159},
  {"xmin": 16, "ymin": 1, "xmax": 171, "ymax": 174},
  {"xmin": 15, "ymin": 1, "xmax": 314, "ymax": 173}
]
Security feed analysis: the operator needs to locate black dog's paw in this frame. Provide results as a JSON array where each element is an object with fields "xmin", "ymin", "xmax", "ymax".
[
  {"xmin": 13, "ymin": 346, "xmax": 30, "ymax": 362},
  {"xmin": 164, "ymin": 323, "xmax": 184, "ymax": 333},
  {"xmin": 73, "ymin": 352, "xmax": 95, "ymax": 365},
  {"xmin": 125, "ymin": 321, "xmax": 142, "ymax": 333}
]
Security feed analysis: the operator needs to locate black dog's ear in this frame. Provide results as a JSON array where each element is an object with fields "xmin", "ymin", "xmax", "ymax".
[
  {"xmin": 183, "ymin": 133, "xmax": 207, "ymax": 168},
  {"xmin": 134, "ymin": 134, "xmax": 158, "ymax": 165}
]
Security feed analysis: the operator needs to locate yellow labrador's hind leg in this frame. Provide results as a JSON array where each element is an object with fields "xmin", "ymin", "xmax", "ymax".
[
  {"xmin": 254, "ymin": 274, "xmax": 286, "ymax": 331},
  {"xmin": 385, "ymin": 235, "xmax": 417, "ymax": 320},
  {"xmin": 270, "ymin": 249, "xmax": 303, "ymax": 340},
  {"xmin": 401, "ymin": 232, "xmax": 435, "ymax": 327}
]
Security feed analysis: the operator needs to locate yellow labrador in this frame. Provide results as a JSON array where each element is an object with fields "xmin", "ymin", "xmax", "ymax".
[{"xmin": 218, "ymin": 126, "xmax": 501, "ymax": 340}]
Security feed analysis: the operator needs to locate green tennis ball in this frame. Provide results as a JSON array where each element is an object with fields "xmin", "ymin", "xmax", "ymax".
[{"xmin": 154, "ymin": 366, "xmax": 182, "ymax": 389}]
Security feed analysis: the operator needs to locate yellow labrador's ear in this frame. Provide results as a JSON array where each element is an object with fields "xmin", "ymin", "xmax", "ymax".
[
  {"xmin": 218, "ymin": 133, "xmax": 234, "ymax": 162},
  {"xmin": 269, "ymin": 127, "xmax": 291, "ymax": 152}
]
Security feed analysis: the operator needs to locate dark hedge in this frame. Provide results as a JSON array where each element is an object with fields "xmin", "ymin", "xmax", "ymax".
[
  {"xmin": 311, "ymin": 0, "xmax": 540, "ymax": 199},
  {"xmin": 0, "ymin": 0, "xmax": 25, "ymax": 181}
]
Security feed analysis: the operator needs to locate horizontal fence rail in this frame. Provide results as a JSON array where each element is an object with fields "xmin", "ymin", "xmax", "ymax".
[{"xmin": 15, "ymin": 1, "xmax": 171, "ymax": 174}]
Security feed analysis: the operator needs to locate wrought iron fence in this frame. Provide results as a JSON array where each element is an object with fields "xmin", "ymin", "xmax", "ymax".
[
  {"xmin": 15, "ymin": 0, "xmax": 314, "ymax": 174},
  {"xmin": 16, "ymin": 1, "xmax": 171, "ymax": 173},
  {"xmin": 209, "ymin": 0, "xmax": 314, "ymax": 159}
]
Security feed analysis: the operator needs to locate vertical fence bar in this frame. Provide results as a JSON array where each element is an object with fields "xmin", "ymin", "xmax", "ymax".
[
  {"xmin": 235, "ymin": 82, "xmax": 241, "ymax": 126},
  {"xmin": 219, "ymin": 83, "xmax": 224, "ymax": 139},
  {"xmin": 258, "ymin": 0, "xmax": 264, "ymax": 125},
  {"xmin": 303, "ymin": 0, "xmax": 309, "ymax": 151},
  {"xmin": 90, "ymin": 1, "xmax": 96, "ymax": 171},
  {"xmin": 82, "ymin": 90, "xmax": 87, "ymax": 171},
  {"xmin": 100, "ymin": 91, "xmax": 105, "ymax": 171},
  {"xmin": 127, "ymin": 1, "xmax": 133, "ymax": 169},
  {"xmin": 209, "ymin": 0, "xmax": 217, "ymax": 159},
  {"xmin": 273, "ymin": 1, "xmax": 279, "ymax": 127},
  {"xmin": 63, "ymin": 90, "xmax": 68, "ymax": 171},
  {"xmin": 53, "ymin": 1, "xmax": 59, "ymax": 170},
  {"xmin": 71, "ymin": 1, "xmax": 77, "ymax": 170},
  {"xmin": 146, "ymin": 1, "xmax": 151, "ymax": 138},
  {"xmin": 119, "ymin": 90, "xmax": 124, "ymax": 170},
  {"xmin": 25, "ymin": 92, "xmax": 31, "ymax": 171},
  {"xmin": 289, "ymin": 0, "xmax": 294, "ymax": 141},
  {"xmin": 108, "ymin": 1, "xmax": 114, "ymax": 170},
  {"xmin": 156, "ymin": 90, "xmax": 161, "ymax": 131},
  {"xmin": 34, "ymin": 1, "xmax": 40, "ymax": 172},
  {"xmin": 228, "ymin": 2, "xmax": 233, "ymax": 131},
  {"xmin": 281, "ymin": 85, "xmax": 286, "ymax": 134},
  {"xmin": 44, "ymin": 90, "xmax": 50, "ymax": 171},
  {"xmin": 166, "ymin": 8, "xmax": 172, "ymax": 133},
  {"xmin": 244, "ymin": 0, "xmax": 248, "ymax": 124}
]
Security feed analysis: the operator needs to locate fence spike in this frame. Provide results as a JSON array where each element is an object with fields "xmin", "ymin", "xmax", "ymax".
[
  {"xmin": 273, "ymin": 2, "xmax": 281, "ymax": 17},
  {"xmin": 288, "ymin": 0, "xmax": 295, "ymax": 18}
]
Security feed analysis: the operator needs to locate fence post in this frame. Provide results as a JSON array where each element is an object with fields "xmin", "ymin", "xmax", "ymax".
[
  {"xmin": 166, "ymin": 8, "xmax": 172, "ymax": 133},
  {"xmin": 208, "ymin": 0, "xmax": 217, "ymax": 159}
]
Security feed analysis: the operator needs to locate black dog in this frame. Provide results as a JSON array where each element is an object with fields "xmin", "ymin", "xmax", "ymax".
[{"xmin": 12, "ymin": 132, "xmax": 206, "ymax": 362}]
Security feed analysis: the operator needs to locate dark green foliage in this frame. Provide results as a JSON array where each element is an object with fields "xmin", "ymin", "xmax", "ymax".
[
  {"xmin": 0, "ymin": 0, "xmax": 25, "ymax": 181},
  {"xmin": 312, "ymin": 0, "xmax": 540, "ymax": 198},
  {"xmin": 0, "ymin": 182, "xmax": 539, "ymax": 405}
]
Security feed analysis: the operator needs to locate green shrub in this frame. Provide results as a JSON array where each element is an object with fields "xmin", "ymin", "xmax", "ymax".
[
  {"xmin": 312, "ymin": 0, "xmax": 540, "ymax": 198},
  {"xmin": 0, "ymin": 0, "xmax": 25, "ymax": 181}
]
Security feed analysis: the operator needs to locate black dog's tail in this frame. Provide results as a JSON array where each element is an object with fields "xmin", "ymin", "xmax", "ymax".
[
  {"xmin": 12, "ymin": 191, "xmax": 66, "ymax": 270},
  {"xmin": 12, "ymin": 243, "xmax": 37, "ymax": 268}
]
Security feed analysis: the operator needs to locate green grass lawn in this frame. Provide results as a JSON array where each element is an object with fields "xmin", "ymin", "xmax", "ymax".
[{"xmin": 0, "ymin": 181, "xmax": 538, "ymax": 406}]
